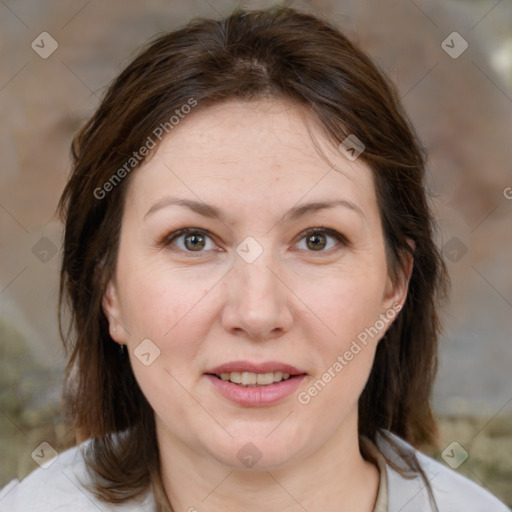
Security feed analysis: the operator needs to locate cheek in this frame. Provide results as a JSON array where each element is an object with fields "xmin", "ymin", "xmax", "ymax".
[
  {"xmin": 119, "ymin": 262, "xmax": 212, "ymax": 342},
  {"xmin": 122, "ymin": 273, "xmax": 212, "ymax": 410},
  {"xmin": 295, "ymin": 263, "xmax": 388, "ymax": 407},
  {"xmin": 301, "ymin": 266, "xmax": 387, "ymax": 344},
  {"xmin": 298, "ymin": 278, "xmax": 383, "ymax": 414}
]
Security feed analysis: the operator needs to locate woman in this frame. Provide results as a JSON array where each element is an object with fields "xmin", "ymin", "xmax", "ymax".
[{"xmin": 0, "ymin": 6, "xmax": 508, "ymax": 512}]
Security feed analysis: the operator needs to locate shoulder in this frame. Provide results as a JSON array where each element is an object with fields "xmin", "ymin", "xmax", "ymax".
[
  {"xmin": 377, "ymin": 431, "xmax": 510, "ymax": 512},
  {"xmin": 0, "ymin": 441, "xmax": 155, "ymax": 512}
]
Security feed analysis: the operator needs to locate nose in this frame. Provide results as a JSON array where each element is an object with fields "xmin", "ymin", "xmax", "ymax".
[{"xmin": 221, "ymin": 249, "xmax": 294, "ymax": 342}]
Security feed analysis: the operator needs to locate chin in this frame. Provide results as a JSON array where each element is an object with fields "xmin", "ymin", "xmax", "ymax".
[{"xmin": 201, "ymin": 429, "xmax": 306, "ymax": 471}]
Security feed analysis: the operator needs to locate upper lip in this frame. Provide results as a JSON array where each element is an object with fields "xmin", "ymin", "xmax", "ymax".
[{"xmin": 206, "ymin": 361, "xmax": 306, "ymax": 376}]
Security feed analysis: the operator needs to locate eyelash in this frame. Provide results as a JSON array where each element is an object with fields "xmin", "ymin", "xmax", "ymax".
[{"xmin": 158, "ymin": 226, "xmax": 349, "ymax": 255}]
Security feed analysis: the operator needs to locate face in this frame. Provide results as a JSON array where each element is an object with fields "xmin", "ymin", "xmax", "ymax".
[{"xmin": 103, "ymin": 98, "xmax": 410, "ymax": 470}]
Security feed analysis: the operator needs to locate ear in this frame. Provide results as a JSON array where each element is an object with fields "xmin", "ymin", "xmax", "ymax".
[
  {"xmin": 102, "ymin": 278, "xmax": 127, "ymax": 345},
  {"xmin": 382, "ymin": 237, "xmax": 415, "ymax": 314}
]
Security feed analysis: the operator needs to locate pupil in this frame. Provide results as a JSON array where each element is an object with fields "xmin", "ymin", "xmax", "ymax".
[
  {"xmin": 185, "ymin": 233, "xmax": 205, "ymax": 251},
  {"xmin": 307, "ymin": 234, "xmax": 326, "ymax": 250}
]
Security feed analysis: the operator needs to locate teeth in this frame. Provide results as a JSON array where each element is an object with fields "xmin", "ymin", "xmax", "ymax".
[
  {"xmin": 273, "ymin": 371, "xmax": 283, "ymax": 382},
  {"xmin": 256, "ymin": 372, "xmax": 274, "ymax": 385},
  {"xmin": 230, "ymin": 372, "xmax": 242, "ymax": 384},
  {"xmin": 217, "ymin": 371, "xmax": 293, "ymax": 386},
  {"xmin": 241, "ymin": 372, "xmax": 257, "ymax": 386}
]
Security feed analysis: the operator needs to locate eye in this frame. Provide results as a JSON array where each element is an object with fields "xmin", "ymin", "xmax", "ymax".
[
  {"xmin": 160, "ymin": 228, "xmax": 217, "ymax": 253},
  {"xmin": 159, "ymin": 226, "xmax": 348, "ymax": 255},
  {"xmin": 295, "ymin": 227, "xmax": 348, "ymax": 252}
]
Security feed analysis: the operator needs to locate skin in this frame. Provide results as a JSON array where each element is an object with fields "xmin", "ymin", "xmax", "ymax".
[{"xmin": 103, "ymin": 98, "xmax": 412, "ymax": 512}]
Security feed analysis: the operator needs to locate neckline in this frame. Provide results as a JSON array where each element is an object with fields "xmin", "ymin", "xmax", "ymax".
[{"xmin": 359, "ymin": 435, "xmax": 389, "ymax": 512}]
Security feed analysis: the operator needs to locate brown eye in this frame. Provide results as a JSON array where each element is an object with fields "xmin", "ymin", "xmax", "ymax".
[
  {"xmin": 296, "ymin": 228, "xmax": 347, "ymax": 253},
  {"xmin": 306, "ymin": 232, "xmax": 327, "ymax": 251},
  {"xmin": 161, "ymin": 228, "xmax": 215, "ymax": 253},
  {"xmin": 183, "ymin": 232, "xmax": 206, "ymax": 251}
]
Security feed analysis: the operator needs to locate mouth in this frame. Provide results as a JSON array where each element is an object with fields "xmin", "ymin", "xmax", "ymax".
[
  {"xmin": 210, "ymin": 371, "xmax": 296, "ymax": 387},
  {"xmin": 205, "ymin": 361, "xmax": 307, "ymax": 388}
]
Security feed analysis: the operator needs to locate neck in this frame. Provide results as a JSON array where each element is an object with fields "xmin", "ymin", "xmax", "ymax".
[{"xmin": 156, "ymin": 411, "xmax": 380, "ymax": 512}]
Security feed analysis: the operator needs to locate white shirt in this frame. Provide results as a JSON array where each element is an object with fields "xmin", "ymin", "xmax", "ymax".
[{"xmin": 0, "ymin": 431, "xmax": 508, "ymax": 511}]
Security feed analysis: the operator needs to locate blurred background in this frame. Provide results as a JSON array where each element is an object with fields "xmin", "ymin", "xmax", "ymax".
[{"xmin": 0, "ymin": 0, "xmax": 511, "ymax": 506}]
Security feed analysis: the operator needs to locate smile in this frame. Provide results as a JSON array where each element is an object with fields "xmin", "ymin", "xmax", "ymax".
[
  {"xmin": 205, "ymin": 361, "xmax": 307, "ymax": 406},
  {"xmin": 215, "ymin": 371, "xmax": 292, "ymax": 386}
]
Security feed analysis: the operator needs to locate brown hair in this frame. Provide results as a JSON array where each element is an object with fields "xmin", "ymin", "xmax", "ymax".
[{"xmin": 57, "ymin": 5, "xmax": 449, "ymax": 510}]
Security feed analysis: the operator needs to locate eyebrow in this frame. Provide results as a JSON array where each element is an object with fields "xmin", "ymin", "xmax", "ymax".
[{"xmin": 143, "ymin": 197, "xmax": 365, "ymax": 222}]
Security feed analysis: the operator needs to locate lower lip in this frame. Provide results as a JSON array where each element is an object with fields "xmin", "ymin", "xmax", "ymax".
[{"xmin": 205, "ymin": 374, "xmax": 306, "ymax": 406}]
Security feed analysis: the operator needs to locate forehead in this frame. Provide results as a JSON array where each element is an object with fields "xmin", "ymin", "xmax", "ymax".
[{"xmin": 125, "ymin": 98, "xmax": 378, "ymax": 221}]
